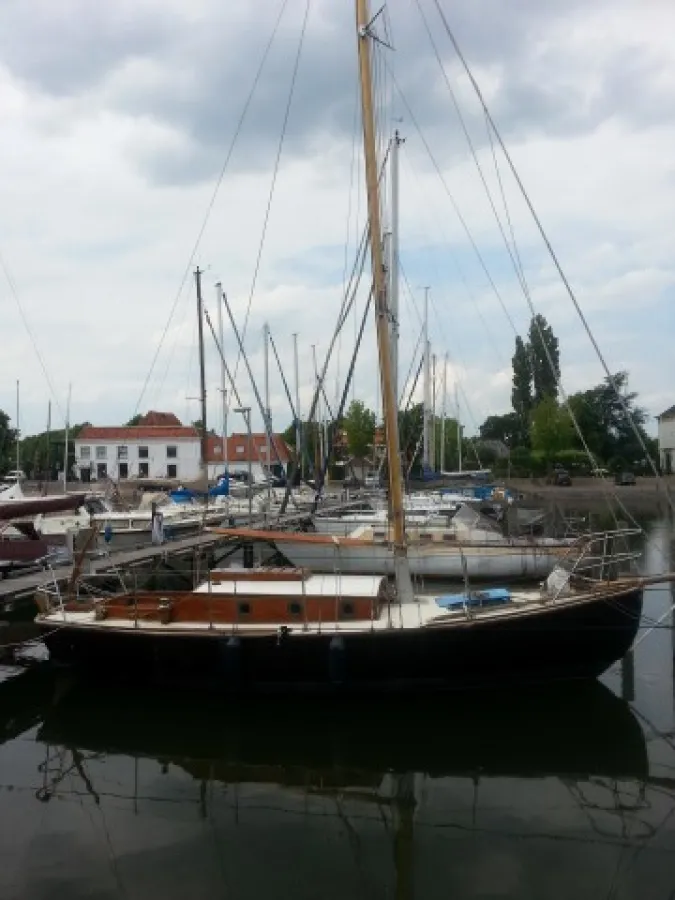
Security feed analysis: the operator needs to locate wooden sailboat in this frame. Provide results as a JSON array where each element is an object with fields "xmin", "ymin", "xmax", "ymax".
[{"xmin": 34, "ymin": 0, "xmax": 644, "ymax": 689}]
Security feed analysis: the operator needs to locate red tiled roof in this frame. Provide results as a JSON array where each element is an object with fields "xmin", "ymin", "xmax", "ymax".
[
  {"xmin": 139, "ymin": 411, "xmax": 183, "ymax": 426},
  {"xmin": 77, "ymin": 425, "xmax": 198, "ymax": 441},
  {"xmin": 206, "ymin": 433, "xmax": 291, "ymax": 464}
]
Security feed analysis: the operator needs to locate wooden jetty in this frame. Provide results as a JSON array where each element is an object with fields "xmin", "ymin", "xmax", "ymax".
[{"xmin": 0, "ymin": 500, "xmax": 365, "ymax": 620}]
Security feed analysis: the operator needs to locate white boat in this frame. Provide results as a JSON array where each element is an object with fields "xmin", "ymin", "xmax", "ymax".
[
  {"xmin": 313, "ymin": 509, "xmax": 449, "ymax": 536},
  {"xmin": 278, "ymin": 505, "xmax": 571, "ymax": 578},
  {"xmin": 228, "ymin": 523, "xmax": 572, "ymax": 580},
  {"xmin": 34, "ymin": 491, "xmax": 255, "ymax": 550}
]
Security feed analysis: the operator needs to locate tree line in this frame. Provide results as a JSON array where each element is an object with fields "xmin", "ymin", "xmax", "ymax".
[
  {"xmin": 282, "ymin": 313, "xmax": 657, "ymax": 480},
  {"xmin": 0, "ymin": 410, "xmax": 90, "ymax": 480},
  {"xmin": 479, "ymin": 314, "xmax": 656, "ymax": 475},
  {"xmin": 282, "ymin": 398, "xmax": 469, "ymax": 479}
]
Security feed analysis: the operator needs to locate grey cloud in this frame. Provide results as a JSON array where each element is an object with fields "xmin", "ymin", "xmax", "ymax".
[
  {"xmin": 1, "ymin": 0, "xmax": 671, "ymax": 186},
  {"xmin": 0, "ymin": 0, "xmax": 175, "ymax": 94}
]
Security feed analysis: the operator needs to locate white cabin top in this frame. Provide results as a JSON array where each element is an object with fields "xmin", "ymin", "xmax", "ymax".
[{"xmin": 195, "ymin": 572, "xmax": 386, "ymax": 598}]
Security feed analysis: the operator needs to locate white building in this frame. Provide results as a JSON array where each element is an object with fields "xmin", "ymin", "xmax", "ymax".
[
  {"xmin": 75, "ymin": 424, "xmax": 201, "ymax": 482},
  {"xmin": 657, "ymin": 405, "xmax": 675, "ymax": 474}
]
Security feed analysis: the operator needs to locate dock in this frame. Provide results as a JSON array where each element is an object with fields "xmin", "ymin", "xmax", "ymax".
[{"xmin": 0, "ymin": 498, "xmax": 368, "ymax": 614}]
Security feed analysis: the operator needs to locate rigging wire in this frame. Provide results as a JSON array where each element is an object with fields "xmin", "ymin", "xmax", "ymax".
[
  {"xmin": 409, "ymin": 11, "xmax": 642, "ymax": 534},
  {"xmin": 385, "ymin": 64, "xmax": 520, "ymax": 339},
  {"xmin": 396, "ymin": 90, "xmax": 507, "ymax": 373},
  {"xmin": 429, "ymin": 0, "xmax": 674, "ymax": 515},
  {"xmin": 0, "ymin": 252, "xmax": 65, "ymax": 423},
  {"xmin": 397, "ymin": 260, "xmax": 472, "ymax": 439},
  {"xmin": 132, "ymin": 0, "xmax": 290, "ymax": 416},
  {"xmin": 232, "ymin": 0, "xmax": 312, "ymax": 385},
  {"xmin": 312, "ymin": 288, "xmax": 374, "ymax": 507},
  {"xmin": 336, "ymin": 77, "xmax": 362, "ymax": 411},
  {"xmin": 279, "ymin": 210, "xmax": 376, "ymax": 513},
  {"xmin": 183, "ymin": 315, "xmax": 198, "ymax": 425},
  {"xmin": 414, "ymin": 0, "xmax": 534, "ymax": 307}
]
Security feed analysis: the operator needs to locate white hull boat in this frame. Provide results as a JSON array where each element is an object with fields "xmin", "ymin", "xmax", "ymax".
[{"xmin": 218, "ymin": 524, "xmax": 574, "ymax": 580}]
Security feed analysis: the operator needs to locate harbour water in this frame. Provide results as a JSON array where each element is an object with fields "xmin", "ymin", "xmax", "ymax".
[{"xmin": 0, "ymin": 517, "xmax": 673, "ymax": 899}]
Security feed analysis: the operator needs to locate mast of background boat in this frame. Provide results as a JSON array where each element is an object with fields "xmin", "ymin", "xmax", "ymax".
[
  {"xmin": 194, "ymin": 267, "xmax": 209, "ymax": 494},
  {"xmin": 441, "ymin": 354, "xmax": 447, "ymax": 472},
  {"xmin": 455, "ymin": 383, "xmax": 462, "ymax": 473},
  {"xmin": 311, "ymin": 344, "xmax": 322, "ymax": 482},
  {"xmin": 389, "ymin": 130, "xmax": 403, "ymax": 408},
  {"xmin": 45, "ymin": 399, "xmax": 51, "ymax": 493},
  {"xmin": 293, "ymin": 332, "xmax": 303, "ymax": 480},
  {"xmin": 15, "ymin": 379, "xmax": 20, "ymax": 474},
  {"xmin": 62, "ymin": 383, "xmax": 71, "ymax": 492},
  {"xmin": 431, "ymin": 352, "xmax": 437, "ymax": 472},
  {"xmin": 263, "ymin": 321, "xmax": 272, "ymax": 506},
  {"xmin": 422, "ymin": 286, "xmax": 431, "ymax": 474},
  {"xmin": 356, "ymin": 0, "xmax": 413, "ymax": 602},
  {"xmin": 215, "ymin": 282, "xmax": 228, "ymax": 478}
]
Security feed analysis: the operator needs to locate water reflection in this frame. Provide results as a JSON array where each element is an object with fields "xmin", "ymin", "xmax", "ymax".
[
  {"xmin": 0, "ymin": 672, "xmax": 673, "ymax": 900},
  {"xmin": 0, "ymin": 517, "xmax": 674, "ymax": 899}
]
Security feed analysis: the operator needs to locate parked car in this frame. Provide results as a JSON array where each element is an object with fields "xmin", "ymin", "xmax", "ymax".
[
  {"xmin": 614, "ymin": 471, "xmax": 636, "ymax": 486},
  {"xmin": 4, "ymin": 469, "xmax": 26, "ymax": 482},
  {"xmin": 549, "ymin": 469, "xmax": 572, "ymax": 486},
  {"xmin": 342, "ymin": 475, "xmax": 361, "ymax": 489}
]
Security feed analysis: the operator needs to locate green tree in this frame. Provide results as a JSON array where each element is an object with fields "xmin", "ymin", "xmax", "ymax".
[
  {"xmin": 399, "ymin": 403, "xmax": 424, "ymax": 475},
  {"xmin": 528, "ymin": 314, "xmax": 560, "ymax": 404},
  {"xmin": 480, "ymin": 412, "xmax": 522, "ymax": 447},
  {"xmin": 19, "ymin": 423, "xmax": 89, "ymax": 480},
  {"xmin": 511, "ymin": 335, "xmax": 533, "ymax": 442},
  {"xmin": 191, "ymin": 419, "xmax": 217, "ymax": 437},
  {"xmin": 282, "ymin": 419, "xmax": 334, "ymax": 478},
  {"xmin": 568, "ymin": 371, "xmax": 649, "ymax": 464},
  {"xmin": 125, "ymin": 414, "xmax": 142, "ymax": 426},
  {"xmin": 0, "ymin": 409, "xmax": 18, "ymax": 475},
  {"xmin": 343, "ymin": 400, "xmax": 376, "ymax": 459},
  {"xmin": 530, "ymin": 397, "xmax": 574, "ymax": 460}
]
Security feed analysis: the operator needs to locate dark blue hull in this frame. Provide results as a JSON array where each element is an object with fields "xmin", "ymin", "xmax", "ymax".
[{"xmin": 40, "ymin": 588, "xmax": 643, "ymax": 691}]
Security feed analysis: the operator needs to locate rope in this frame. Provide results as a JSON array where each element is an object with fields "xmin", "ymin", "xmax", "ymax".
[
  {"xmin": 386, "ymin": 66, "xmax": 519, "ymax": 339},
  {"xmin": 429, "ymin": 0, "xmax": 674, "ymax": 515},
  {"xmin": 232, "ymin": 0, "xmax": 312, "ymax": 385},
  {"xmin": 133, "ymin": 0, "xmax": 290, "ymax": 415},
  {"xmin": 0, "ymin": 252, "xmax": 65, "ymax": 424}
]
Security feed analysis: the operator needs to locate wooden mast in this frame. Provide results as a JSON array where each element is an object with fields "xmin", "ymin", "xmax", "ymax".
[{"xmin": 355, "ymin": 0, "xmax": 413, "ymax": 601}]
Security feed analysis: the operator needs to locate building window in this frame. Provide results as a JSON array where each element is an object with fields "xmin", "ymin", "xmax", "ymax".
[
  {"xmin": 138, "ymin": 446, "xmax": 149, "ymax": 459},
  {"xmin": 166, "ymin": 445, "xmax": 177, "ymax": 459},
  {"xmin": 119, "ymin": 463, "xmax": 128, "ymax": 479},
  {"xmin": 236, "ymin": 445, "xmax": 244, "ymax": 455},
  {"xmin": 167, "ymin": 464, "xmax": 177, "ymax": 478},
  {"xmin": 96, "ymin": 446, "xmax": 107, "ymax": 460},
  {"xmin": 117, "ymin": 446, "xmax": 128, "ymax": 460},
  {"xmin": 80, "ymin": 446, "xmax": 91, "ymax": 459},
  {"xmin": 139, "ymin": 463, "xmax": 149, "ymax": 478},
  {"xmin": 96, "ymin": 463, "xmax": 107, "ymax": 479}
]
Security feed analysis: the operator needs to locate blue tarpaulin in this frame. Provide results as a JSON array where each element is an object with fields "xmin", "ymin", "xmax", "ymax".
[
  {"xmin": 169, "ymin": 476, "xmax": 229, "ymax": 504},
  {"xmin": 435, "ymin": 588, "xmax": 511, "ymax": 610}
]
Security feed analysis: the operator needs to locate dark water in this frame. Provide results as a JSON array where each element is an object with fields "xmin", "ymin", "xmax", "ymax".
[{"xmin": 0, "ymin": 520, "xmax": 673, "ymax": 899}]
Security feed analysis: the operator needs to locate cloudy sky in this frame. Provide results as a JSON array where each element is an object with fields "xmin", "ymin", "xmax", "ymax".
[{"xmin": 1, "ymin": 0, "xmax": 673, "ymax": 440}]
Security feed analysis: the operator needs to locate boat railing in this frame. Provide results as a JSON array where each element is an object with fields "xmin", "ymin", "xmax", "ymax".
[
  {"xmin": 547, "ymin": 527, "xmax": 642, "ymax": 602},
  {"xmin": 36, "ymin": 569, "xmax": 132, "ymax": 618}
]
